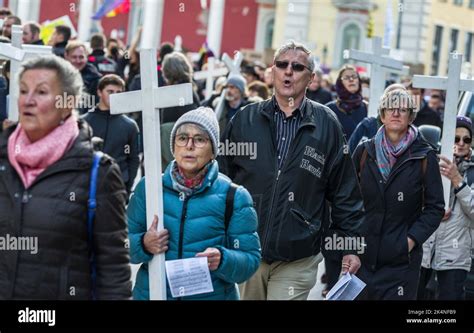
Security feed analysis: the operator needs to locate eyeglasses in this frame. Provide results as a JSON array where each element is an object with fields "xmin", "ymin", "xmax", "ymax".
[
  {"xmin": 455, "ymin": 136, "xmax": 472, "ymax": 144},
  {"xmin": 175, "ymin": 134, "xmax": 210, "ymax": 148},
  {"xmin": 274, "ymin": 60, "xmax": 311, "ymax": 72},
  {"xmin": 385, "ymin": 108, "xmax": 410, "ymax": 115},
  {"xmin": 341, "ymin": 75, "xmax": 359, "ymax": 81}
]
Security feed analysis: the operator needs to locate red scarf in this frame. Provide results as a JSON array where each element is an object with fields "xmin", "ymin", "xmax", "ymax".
[{"xmin": 8, "ymin": 116, "xmax": 79, "ymax": 189}]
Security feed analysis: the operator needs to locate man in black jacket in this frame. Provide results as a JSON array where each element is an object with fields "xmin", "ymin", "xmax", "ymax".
[
  {"xmin": 22, "ymin": 22, "xmax": 44, "ymax": 45},
  {"xmin": 88, "ymin": 33, "xmax": 118, "ymax": 76},
  {"xmin": 82, "ymin": 75, "xmax": 140, "ymax": 194},
  {"xmin": 49, "ymin": 25, "xmax": 71, "ymax": 58},
  {"xmin": 219, "ymin": 41, "xmax": 365, "ymax": 300}
]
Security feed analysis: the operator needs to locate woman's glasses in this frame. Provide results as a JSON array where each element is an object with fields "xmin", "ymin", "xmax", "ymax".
[
  {"xmin": 455, "ymin": 136, "xmax": 472, "ymax": 144},
  {"xmin": 341, "ymin": 75, "xmax": 359, "ymax": 81},
  {"xmin": 175, "ymin": 134, "xmax": 210, "ymax": 148},
  {"xmin": 274, "ymin": 60, "xmax": 311, "ymax": 72}
]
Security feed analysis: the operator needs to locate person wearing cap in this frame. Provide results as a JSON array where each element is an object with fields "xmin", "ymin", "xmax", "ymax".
[
  {"xmin": 127, "ymin": 107, "xmax": 261, "ymax": 300},
  {"xmin": 352, "ymin": 84, "xmax": 445, "ymax": 300},
  {"xmin": 214, "ymin": 74, "xmax": 254, "ymax": 133},
  {"xmin": 420, "ymin": 116, "xmax": 474, "ymax": 300}
]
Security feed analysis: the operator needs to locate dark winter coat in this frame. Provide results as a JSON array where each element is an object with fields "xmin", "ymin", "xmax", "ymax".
[{"xmin": 0, "ymin": 120, "xmax": 132, "ymax": 299}]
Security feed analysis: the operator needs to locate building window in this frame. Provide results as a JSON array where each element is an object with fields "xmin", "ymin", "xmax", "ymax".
[
  {"xmin": 470, "ymin": 0, "xmax": 474, "ymax": 8},
  {"xmin": 450, "ymin": 28, "xmax": 459, "ymax": 52},
  {"xmin": 265, "ymin": 18, "xmax": 274, "ymax": 50},
  {"xmin": 466, "ymin": 32, "xmax": 473, "ymax": 62},
  {"xmin": 431, "ymin": 25, "xmax": 443, "ymax": 75},
  {"xmin": 453, "ymin": 0, "xmax": 463, "ymax": 5},
  {"xmin": 341, "ymin": 23, "xmax": 361, "ymax": 65}
]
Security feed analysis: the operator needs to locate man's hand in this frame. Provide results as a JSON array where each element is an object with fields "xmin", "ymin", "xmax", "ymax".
[
  {"xmin": 143, "ymin": 215, "xmax": 169, "ymax": 254},
  {"xmin": 341, "ymin": 254, "xmax": 361, "ymax": 274},
  {"xmin": 196, "ymin": 248, "xmax": 221, "ymax": 271}
]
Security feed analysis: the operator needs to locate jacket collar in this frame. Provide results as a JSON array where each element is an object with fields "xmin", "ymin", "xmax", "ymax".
[{"xmin": 260, "ymin": 96, "xmax": 317, "ymax": 127}]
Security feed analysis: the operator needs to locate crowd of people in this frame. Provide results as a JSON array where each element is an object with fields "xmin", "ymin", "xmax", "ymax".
[{"xmin": 0, "ymin": 6, "xmax": 472, "ymax": 301}]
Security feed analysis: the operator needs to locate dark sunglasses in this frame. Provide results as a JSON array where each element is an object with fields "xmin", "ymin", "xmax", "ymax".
[
  {"xmin": 455, "ymin": 136, "xmax": 472, "ymax": 144},
  {"xmin": 274, "ymin": 60, "xmax": 311, "ymax": 72}
]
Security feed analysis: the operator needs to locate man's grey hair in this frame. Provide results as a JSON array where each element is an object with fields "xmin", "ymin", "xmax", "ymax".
[
  {"xmin": 273, "ymin": 41, "xmax": 315, "ymax": 72},
  {"xmin": 19, "ymin": 55, "xmax": 83, "ymax": 98},
  {"xmin": 162, "ymin": 51, "xmax": 193, "ymax": 85}
]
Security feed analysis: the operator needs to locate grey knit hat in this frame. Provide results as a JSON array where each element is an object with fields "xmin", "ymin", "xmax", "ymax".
[
  {"xmin": 226, "ymin": 74, "xmax": 247, "ymax": 96},
  {"xmin": 170, "ymin": 107, "xmax": 220, "ymax": 156}
]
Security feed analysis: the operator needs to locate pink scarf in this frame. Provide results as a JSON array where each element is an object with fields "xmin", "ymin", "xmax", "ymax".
[{"xmin": 8, "ymin": 116, "xmax": 79, "ymax": 189}]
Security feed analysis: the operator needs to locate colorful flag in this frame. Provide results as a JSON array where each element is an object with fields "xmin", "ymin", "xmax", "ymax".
[
  {"xmin": 106, "ymin": 0, "xmax": 130, "ymax": 17},
  {"xmin": 92, "ymin": 0, "xmax": 130, "ymax": 20}
]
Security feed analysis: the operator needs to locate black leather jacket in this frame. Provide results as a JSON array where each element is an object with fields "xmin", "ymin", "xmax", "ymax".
[{"xmin": 219, "ymin": 97, "xmax": 365, "ymax": 262}]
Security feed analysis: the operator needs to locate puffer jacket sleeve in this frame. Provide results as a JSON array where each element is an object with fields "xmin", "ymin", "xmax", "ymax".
[
  {"xmin": 94, "ymin": 159, "xmax": 132, "ymax": 299},
  {"xmin": 214, "ymin": 186, "xmax": 261, "ymax": 284},
  {"xmin": 456, "ymin": 183, "xmax": 474, "ymax": 227},
  {"xmin": 407, "ymin": 151, "xmax": 445, "ymax": 246},
  {"xmin": 127, "ymin": 178, "xmax": 154, "ymax": 264}
]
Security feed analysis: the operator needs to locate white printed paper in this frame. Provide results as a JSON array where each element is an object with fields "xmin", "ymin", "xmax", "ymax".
[
  {"xmin": 165, "ymin": 257, "xmax": 214, "ymax": 298},
  {"xmin": 326, "ymin": 272, "xmax": 366, "ymax": 300}
]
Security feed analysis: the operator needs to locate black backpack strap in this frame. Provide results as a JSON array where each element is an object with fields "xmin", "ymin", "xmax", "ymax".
[{"xmin": 224, "ymin": 183, "xmax": 238, "ymax": 232}]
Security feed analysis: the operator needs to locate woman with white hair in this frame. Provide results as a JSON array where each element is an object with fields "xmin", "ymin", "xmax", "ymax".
[
  {"xmin": 352, "ymin": 84, "xmax": 444, "ymax": 300},
  {"xmin": 0, "ymin": 55, "xmax": 131, "ymax": 299},
  {"xmin": 128, "ymin": 107, "xmax": 261, "ymax": 300}
]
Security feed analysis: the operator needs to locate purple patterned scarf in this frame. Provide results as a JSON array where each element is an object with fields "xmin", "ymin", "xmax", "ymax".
[{"xmin": 374, "ymin": 125, "xmax": 418, "ymax": 180}]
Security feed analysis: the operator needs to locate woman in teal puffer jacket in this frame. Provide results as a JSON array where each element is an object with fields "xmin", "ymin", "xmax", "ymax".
[{"xmin": 128, "ymin": 107, "xmax": 261, "ymax": 300}]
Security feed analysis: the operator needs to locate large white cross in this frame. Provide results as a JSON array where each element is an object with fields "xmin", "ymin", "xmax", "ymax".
[
  {"xmin": 0, "ymin": 25, "xmax": 52, "ymax": 121},
  {"xmin": 344, "ymin": 37, "xmax": 404, "ymax": 117},
  {"xmin": 194, "ymin": 57, "xmax": 228, "ymax": 100},
  {"xmin": 222, "ymin": 51, "xmax": 244, "ymax": 76},
  {"xmin": 413, "ymin": 52, "xmax": 474, "ymax": 208},
  {"xmin": 110, "ymin": 49, "xmax": 193, "ymax": 300}
]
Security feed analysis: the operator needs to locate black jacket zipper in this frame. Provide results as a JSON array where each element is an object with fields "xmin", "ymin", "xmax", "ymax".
[{"xmin": 261, "ymin": 119, "xmax": 313, "ymax": 257}]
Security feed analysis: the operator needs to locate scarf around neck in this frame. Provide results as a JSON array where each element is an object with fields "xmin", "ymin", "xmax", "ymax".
[
  {"xmin": 171, "ymin": 160, "xmax": 212, "ymax": 196},
  {"xmin": 375, "ymin": 125, "xmax": 418, "ymax": 181},
  {"xmin": 8, "ymin": 116, "xmax": 79, "ymax": 189}
]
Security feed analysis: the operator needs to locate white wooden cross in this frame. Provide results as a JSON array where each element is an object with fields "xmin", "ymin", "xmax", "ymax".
[
  {"xmin": 194, "ymin": 57, "xmax": 228, "ymax": 100},
  {"xmin": 215, "ymin": 51, "xmax": 244, "ymax": 120},
  {"xmin": 222, "ymin": 51, "xmax": 244, "ymax": 76},
  {"xmin": 110, "ymin": 49, "xmax": 193, "ymax": 300},
  {"xmin": 0, "ymin": 25, "xmax": 52, "ymax": 121},
  {"xmin": 413, "ymin": 52, "xmax": 474, "ymax": 208},
  {"xmin": 344, "ymin": 36, "xmax": 404, "ymax": 117}
]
